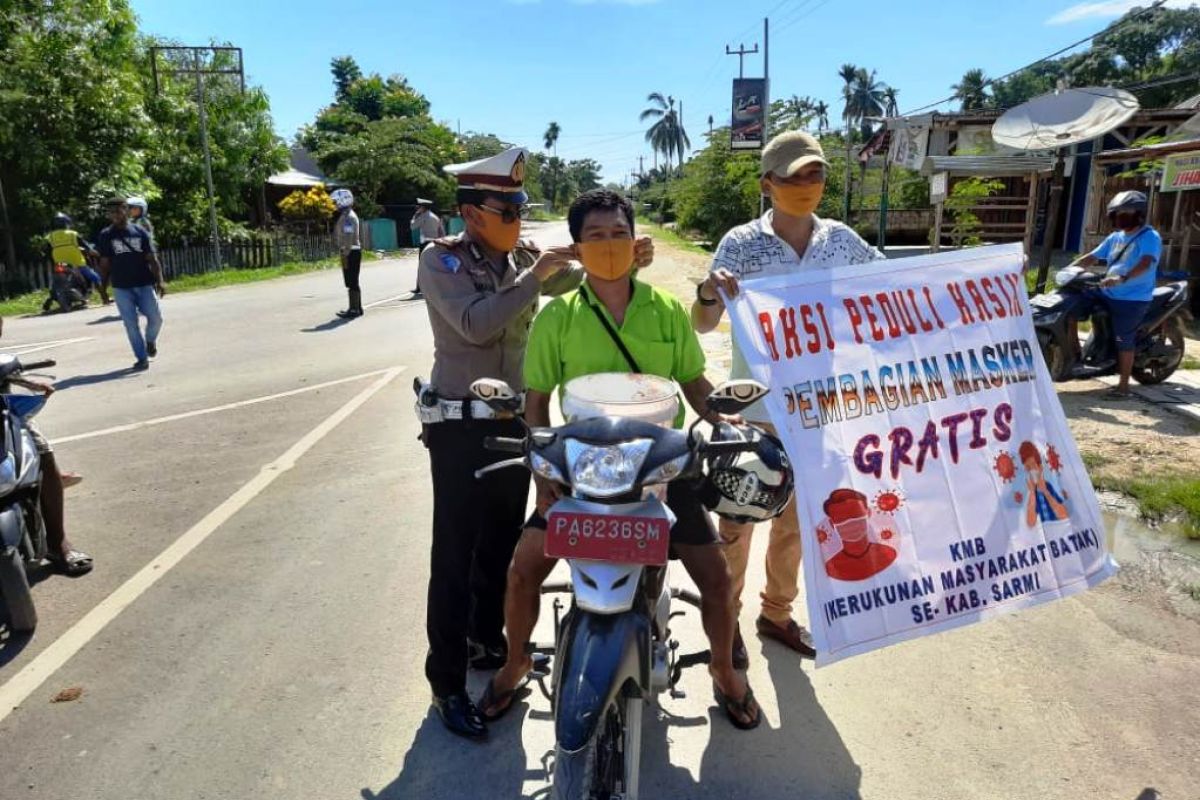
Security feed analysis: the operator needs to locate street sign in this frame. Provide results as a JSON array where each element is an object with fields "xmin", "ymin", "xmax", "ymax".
[
  {"xmin": 1160, "ymin": 151, "xmax": 1200, "ymax": 192},
  {"xmin": 930, "ymin": 171, "xmax": 949, "ymax": 203}
]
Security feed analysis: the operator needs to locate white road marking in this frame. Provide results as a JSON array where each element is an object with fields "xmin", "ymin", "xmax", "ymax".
[
  {"xmin": 51, "ymin": 366, "xmax": 403, "ymax": 445},
  {"xmin": 0, "ymin": 366, "xmax": 405, "ymax": 723},
  {"xmin": 5, "ymin": 337, "xmax": 95, "ymax": 355}
]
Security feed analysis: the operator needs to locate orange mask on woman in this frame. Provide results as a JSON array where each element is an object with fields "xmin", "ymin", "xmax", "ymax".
[
  {"xmin": 472, "ymin": 209, "xmax": 522, "ymax": 253},
  {"xmin": 576, "ymin": 239, "xmax": 635, "ymax": 281},
  {"xmin": 770, "ymin": 182, "xmax": 825, "ymax": 217}
]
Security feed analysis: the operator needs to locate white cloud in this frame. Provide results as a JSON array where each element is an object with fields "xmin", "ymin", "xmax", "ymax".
[{"xmin": 1047, "ymin": 0, "xmax": 1196, "ymax": 25}]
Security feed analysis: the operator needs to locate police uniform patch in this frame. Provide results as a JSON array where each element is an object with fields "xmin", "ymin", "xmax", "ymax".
[{"xmin": 438, "ymin": 253, "xmax": 462, "ymax": 273}]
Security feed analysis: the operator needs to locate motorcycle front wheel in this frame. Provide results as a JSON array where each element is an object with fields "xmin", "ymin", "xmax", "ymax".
[
  {"xmin": 1038, "ymin": 332, "xmax": 1073, "ymax": 382},
  {"xmin": 552, "ymin": 700, "xmax": 626, "ymax": 800},
  {"xmin": 1133, "ymin": 317, "xmax": 1187, "ymax": 385},
  {"xmin": 0, "ymin": 546, "xmax": 37, "ymax": 632}
]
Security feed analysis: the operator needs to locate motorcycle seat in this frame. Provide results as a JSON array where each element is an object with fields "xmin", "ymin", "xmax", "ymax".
[{"xmin": 1147, "ymin": 284, "xmax": 1184, "ymax": 314}]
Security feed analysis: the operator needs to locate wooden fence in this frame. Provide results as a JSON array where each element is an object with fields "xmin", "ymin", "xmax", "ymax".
[{"xmin": 1, "ymin": 233, "xmax": 338, "ymax": 297}]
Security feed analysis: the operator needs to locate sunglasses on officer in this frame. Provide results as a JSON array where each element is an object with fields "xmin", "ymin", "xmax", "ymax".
[{"xmin": 474, "ymin": 203, "xmax": 524, "ymax": 224}]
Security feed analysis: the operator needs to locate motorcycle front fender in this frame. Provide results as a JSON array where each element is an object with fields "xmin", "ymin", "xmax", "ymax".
[
  {"xmin": 555, "ymin": 610, "xmax": 650, "ymax": 753},
  {"xmin": 0, "ymin": 503, "xmax": 25, "ymax": 549}
]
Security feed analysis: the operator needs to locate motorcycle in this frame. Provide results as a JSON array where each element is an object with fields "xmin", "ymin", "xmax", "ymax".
[
  {"xmin": 0, "ymin": 355, "xmax": 56, "ymax": 632},
  {"xmin": 41, "ymin": 262, "xmax": 92, "ymax": 314},
  {"xmin": 469, "ymin": 377, "xmax": 775, "ymax": 800},
  {"xmin": 1031, "ymin": 267, "xmax": 1191, "ymax": 384}
]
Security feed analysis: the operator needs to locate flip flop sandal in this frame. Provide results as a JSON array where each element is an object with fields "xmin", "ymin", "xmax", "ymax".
[
  {"xmin": 47, "ymin": 550, "xmax": 93, "ymax": 576},
  {"xmin": 713, "ymin": 683, "xmax": 762, "ymax": 731},
  {"xmin": 1102, "ymin": 388, "xmax": 1133, "ymax": 400},
  {"xmin": 61, "ymin": 473, "xmax": 83, "ymax": 489},
  {"xmin": 477, "ymin": 676, "xmax": 530, "ymax": 723}
]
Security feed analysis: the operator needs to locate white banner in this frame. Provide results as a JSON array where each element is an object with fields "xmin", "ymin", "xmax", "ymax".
[{"xmin": 725, "ymin": 243, "xmax": 1117, "ymax": 666}]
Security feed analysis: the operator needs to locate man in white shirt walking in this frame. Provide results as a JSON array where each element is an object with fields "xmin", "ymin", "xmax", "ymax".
[{"xmin": 691, "ymin": 130, "xmax": 885, "ymax": 666}]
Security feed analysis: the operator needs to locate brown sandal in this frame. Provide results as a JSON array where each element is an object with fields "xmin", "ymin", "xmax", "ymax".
[{"xmin": 713, "ymin": 682, "xmax": 762, "ymax": 730}]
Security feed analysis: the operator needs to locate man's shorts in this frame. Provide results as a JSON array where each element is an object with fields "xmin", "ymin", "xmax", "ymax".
[
  {"xmin": 26, "ymin": 419, "xmax": 51, "ymax": 455},
  {"xmin": 525, "ymin": 478, "xmax": 718, "ymax": 548},
  {"xmin": 1086, "ymin": 289, "xmax": 1151, "ymax": 352}
]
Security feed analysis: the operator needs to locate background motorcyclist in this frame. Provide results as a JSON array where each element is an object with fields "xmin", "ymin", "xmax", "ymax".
[
  {"xmin": 126, "ymin": 196, "xmax": 154, "ymax": 241},
  {"xmin": 1069, "ymin": 190, "xmax": 1162, "ymax": 399},
  {"xmin": 45, "ymin": 213, "xmax": 110, "ymax": 304}
]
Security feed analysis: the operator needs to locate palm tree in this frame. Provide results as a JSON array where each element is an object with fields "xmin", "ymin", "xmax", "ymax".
[
  {"xmin": 952, "ymin": 69, "xmax": 989, "ymax": 112},
  {"xmin": 847, "ymin": 68, "xmax": 888, "ymax": 138},
  {"xmin": 639, "ymin": 92, "xmax": 690, "ymax": 174},
  {"xmin": 779, "ymin": 94, "xmax": 814, "ymax": 131},
  {"xmin": 543, "ymin": 121, "xmax": 561, "ymax": 209},
  {"xmin": 883, "ymin": 87, "xmax": 899, "ymax": 117},
  {"xmin": 838, "ymin": 63, "xmax": 859, "ymax": 124},
  {"xmin": 813, "ymin": 100, "xmax": 830, "ymax": 133},
  {"xmin": 543, "ymin": 121, "xmax": 560, "ymax": 156}
]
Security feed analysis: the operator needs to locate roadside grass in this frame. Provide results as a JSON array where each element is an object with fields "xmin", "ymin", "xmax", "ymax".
[
  {"xmin": 0, "ymin": 251, "xmax": 395, "ymax": 317},
  {"xmin": 1182, "ymin": 355, "xmax": 1200, "ymax": 370},
  {"xmin": 637, "ymin": 219, "xmax": 712, "ymax": 256},
  {"xmin": 1091, "ymin": 472, "xmax": 1200, "ymax": 539}
]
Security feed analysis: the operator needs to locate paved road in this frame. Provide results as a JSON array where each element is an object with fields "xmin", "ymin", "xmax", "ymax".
[{"xmin": 0, "ymin": 223, "xmax": 1196, "ymax": 799}]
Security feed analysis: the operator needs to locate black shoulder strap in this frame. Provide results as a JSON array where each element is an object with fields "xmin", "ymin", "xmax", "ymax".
[
  {"xmin": 580, "ymin": 286, "xmax": 642, "ymax": 373},
  {"xmin": 1110, "ymin": 226, "xmax": 1149, "ymax": 267}
]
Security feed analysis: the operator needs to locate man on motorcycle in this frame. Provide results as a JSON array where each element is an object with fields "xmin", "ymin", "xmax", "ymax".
[
  {"xmin": 45, "ymin": 213, "xmax": 109, "ymax": 305},
  {"xmin": 1070, "ymin": 190, "xmax": 1162, "ymax": 399},
  {"xmin": 478, "ymin": 189, "xmax": 761, "ymax": 731}
]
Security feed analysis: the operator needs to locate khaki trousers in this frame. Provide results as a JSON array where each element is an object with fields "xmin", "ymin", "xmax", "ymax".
[{"xmin": 717, "ymin": 422, "xmax": 801, "ymax": 625}]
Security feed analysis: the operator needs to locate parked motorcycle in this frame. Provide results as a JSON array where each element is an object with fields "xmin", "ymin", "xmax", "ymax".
[
  {"xmin": 470, "ymin": 377, "xmax": 777, "ymax": 800},
  {"xmin": 41, "ymin": 263, "xmax": 92, "ymax": 314},
  {"xmin": 1031, "ymin": 267, "xmax": 1191, "ymax": 384},
  {"xmin": 0, "ymin": 355, "xmax": 56, "ymax": 632}
]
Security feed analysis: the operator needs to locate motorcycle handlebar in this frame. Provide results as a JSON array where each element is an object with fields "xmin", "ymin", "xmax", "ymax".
[
  {"xmin": 483, "ymin": 436, "xmax": 526, "ymax": 454},
  {"xmin": 701, "ymin": 440, "xmax": 760, "ymax": 457},
  {"xmin": 22, "ymin": 359, "xmax": 56, "ymax": 371}
]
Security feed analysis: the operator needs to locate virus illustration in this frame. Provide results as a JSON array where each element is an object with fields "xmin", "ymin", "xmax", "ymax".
[
  {"xmin": 1046, "ymin": 444, "xmax": 1064, "ymax": 473},
  {"xmin": 873, "ymin": 489, "xmax": 905, "ymax": 514},
  {"xmin": 817, "ymin": 529, "xmax": 829, "ymax": 544},
  {"xmin": 880, "ymin": 529, "xmax": 895, "ymax": 541},
  {"xmin": 994, "ymin": 452, "xmax": 1017, "ymax": 483},
  {"xmin": 1014, "ymin": 491, "xmax": 1023, "ymax": 504}
]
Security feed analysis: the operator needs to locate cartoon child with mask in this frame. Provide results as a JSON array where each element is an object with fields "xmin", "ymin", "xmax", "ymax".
[
  {"xmin": 821, "ymin": 488, "xmax": 898, "ymax": 582},
  {"xmin": 1019, "ymin": 441, "xmax": 1068, "ymax": 527}
]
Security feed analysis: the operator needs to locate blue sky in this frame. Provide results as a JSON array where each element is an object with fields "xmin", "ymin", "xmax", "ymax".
[{"xmin": 130, "ymin": 0, "xmax": 1193, "ymax": 184}]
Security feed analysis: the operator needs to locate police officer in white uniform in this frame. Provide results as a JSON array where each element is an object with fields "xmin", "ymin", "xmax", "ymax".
[{"xmin": 417, "ymin": 147, "xmax": 653, "ymax": 738}]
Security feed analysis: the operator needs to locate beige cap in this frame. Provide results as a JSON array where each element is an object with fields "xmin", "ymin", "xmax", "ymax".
[{"xmin": 761, "ymin": 130, "xmax": 829, "ymax": 178}]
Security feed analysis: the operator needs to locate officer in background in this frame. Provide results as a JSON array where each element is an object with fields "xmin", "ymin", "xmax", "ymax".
[
  {"xmin": 416, "ymin": 147, "xmax": 653, "ymax": 738},
  {"xmin": 408, "ymin": 198, "xmax": 445, "ymax": 298},
  {"xmin": 331, "ymin": 189, "xmax": 363, "ymax": 319}
]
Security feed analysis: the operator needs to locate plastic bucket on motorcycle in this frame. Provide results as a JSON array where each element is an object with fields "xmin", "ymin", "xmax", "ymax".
[{"xmin": 562, "ymin": 373, "xmax": 679, "ymax": 428}]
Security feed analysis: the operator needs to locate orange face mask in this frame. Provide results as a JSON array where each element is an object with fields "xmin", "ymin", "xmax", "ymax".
[
  {"xmin": 576, "ymin": 239, "xmax": 635, "ymax": 281},
  {"xmin": 472, "ymin": 208, "xmax": 522, "ymax": 253},
  {"xmin": 770, "ymin": 181, "xmax": 825, "ymax": 217}
]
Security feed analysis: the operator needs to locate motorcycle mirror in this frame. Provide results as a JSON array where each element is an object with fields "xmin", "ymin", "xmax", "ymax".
[
  {"xmin": 470, "ymin": 378, "xmax": 523, "ymax": 413},
  {"xmin": 705, "ymin": 380, "xmax": 769, "ymax": 416}
]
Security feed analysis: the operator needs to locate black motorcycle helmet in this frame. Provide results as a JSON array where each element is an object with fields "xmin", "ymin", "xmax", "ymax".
[
  {"xmin": 700, "ymin": 422, "xmax": 795, "ymax": 524},
  {"xmin": 1106, "ymin": 190, "xmax": 1147, "ymax": 230},
  {"xmin": 52, "ymin": 212, "xmax": 72, "ymax": 230}
]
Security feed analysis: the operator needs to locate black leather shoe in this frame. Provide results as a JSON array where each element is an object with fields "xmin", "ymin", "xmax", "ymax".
[
  {"xmin": 468, "ymin": 639, "xmax": 508, "ymax": 671},
  {"xmin": 732, "ymin": 625, "xmax": 750, "ymax": 670},
  {"xmin": 433, "ymin": 692, "xmax": 487, "ymax": 740}
]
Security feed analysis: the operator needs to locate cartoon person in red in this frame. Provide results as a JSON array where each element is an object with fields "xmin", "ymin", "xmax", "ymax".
[{"xmin": 822, "ymin": 488, "xmax": 898, "ymax": 581}]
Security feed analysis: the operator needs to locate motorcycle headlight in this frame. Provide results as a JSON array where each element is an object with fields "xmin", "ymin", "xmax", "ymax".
[
  {"xmin": 530, "ymin": 451, "xmax": 565, "ymax": 484},
  {"xmin": 0, "ymin": 454, "xmax": 17, "ymax": 496},
  {"xmin": 643, "ymin": 453, "xmax": 692, "ymax": 485},
  {"xmin": 564, "ymin": 438, "xmax": 653, "ymax": 498}
]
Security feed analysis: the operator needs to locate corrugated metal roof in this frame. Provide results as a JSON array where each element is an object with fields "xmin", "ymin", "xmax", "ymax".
[{"xmin": 920, "ymin": 155, "xmax": 1057, "ymax": 176}]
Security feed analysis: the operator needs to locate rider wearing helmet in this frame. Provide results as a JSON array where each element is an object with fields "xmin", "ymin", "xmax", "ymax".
[
  {"xmin": 479, "ymin": 189, "xmax": 763, "ymax": 732},
  {"xmin": 126, "ymin": 196, "xmax": 154, "ymax": 239},
  {"xmin": 45, "ymin": 213, "xmax": 109, "ymax": 305},
  {"xmin": 1071, "ymin": 190, "xmax": 1162, "ymax": 399}
]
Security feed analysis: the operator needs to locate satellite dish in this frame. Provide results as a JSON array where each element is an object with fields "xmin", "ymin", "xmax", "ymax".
[{"xmin": 992, "ymin": 87, "xmax": 1139, "ymax": 151}]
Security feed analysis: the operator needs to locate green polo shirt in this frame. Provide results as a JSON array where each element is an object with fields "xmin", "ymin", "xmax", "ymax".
[{"xmin": 524, "ymin": 279, "xmax": 706, "ymax": 428}]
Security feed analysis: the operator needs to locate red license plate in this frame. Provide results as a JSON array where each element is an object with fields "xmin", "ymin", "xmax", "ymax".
[{"xmin": 544, "ymin": 511, "xmax": 670, "ymax": 565}]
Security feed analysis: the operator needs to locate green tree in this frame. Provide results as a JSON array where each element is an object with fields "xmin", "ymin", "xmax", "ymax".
[
  {"xmin": 330, "ymin": 56, "xmax": 362, "ymax": 104},
  {"xmin": 883, "ymin": 87, "xmax": 899, "ymax": 117},
  {"xmin": 459, "ymin": 132, "xmax": 510, "ymax": 161},
  {"xmin": 952, "ymin": 68, "xmax": 990, "ymax": 112},
  {"xmin": 847, "ymin": 68, "xmax": 888, "ymax": 137},
  {"xmin": 640, "ymin": 93, "xmax": 690, "ymax": 173},
  {"xmin": 543, "ymin": 121, "xmax": 561, "ymax": 210},
  {"xmin": 671, "ymin": 128, "xmax": 761, "ymax": 243},
  {"xmin": 944, "ymin": 177, "xmax": 1004, "ymax": 248},
  {"xmin": 813, "ymin": 100, "xmax": 831, "ymax": 132}
]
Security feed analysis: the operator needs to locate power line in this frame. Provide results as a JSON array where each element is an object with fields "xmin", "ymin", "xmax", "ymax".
[{"xmin": 899, "ymin": 0, "xmax": 1168, "ymax": 116}]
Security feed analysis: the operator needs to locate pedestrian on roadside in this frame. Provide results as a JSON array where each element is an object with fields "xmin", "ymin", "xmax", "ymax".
[
  {"xmin": 331, "ymin": 189, "xmax": 363, "ymax": 319},
  {"xmin": 691, "ymin": 130, "xmax": 885, "ymax": 666},
  {"xmin": 416, "ymin": 146, "xmax": 655, "ymax": 739},
  {"xmin": 408, "ymin": 199, "xmax": 445, "ymax": 298},
  {"xmin": 97, "ymin": 197, "xmax": 165, "ymax": 372}
]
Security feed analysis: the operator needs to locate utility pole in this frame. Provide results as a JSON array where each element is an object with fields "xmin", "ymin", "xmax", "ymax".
[
  {"xmin": 151, "ymin": 46, "xmax": 245, "ymax": 270},
  {"xmin": 725, "ymin": 42, "xmax": 759, "ymax": 79},
  {"xmin": 761, "ymin": 16, "xmax": 770, "ymax": 215}
]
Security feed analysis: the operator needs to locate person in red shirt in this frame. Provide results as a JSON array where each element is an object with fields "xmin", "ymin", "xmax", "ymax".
[{"xmin": 822, "ymin": 489, "xmax": 897, "ymax": 582}]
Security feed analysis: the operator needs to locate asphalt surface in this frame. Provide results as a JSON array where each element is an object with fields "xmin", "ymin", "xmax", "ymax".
[{"xmin": 0, "ymin": 222, "xmax": 1196, "ymax": 800}]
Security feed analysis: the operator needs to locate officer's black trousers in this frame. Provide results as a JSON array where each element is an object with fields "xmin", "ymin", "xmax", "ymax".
[
  {"xmin": 341, "ymin": 248, "xmax": 362, "ymax": 291},
  {"xmin": 424, "ymin": 417, "xmax": 529, "ymax": 698}
]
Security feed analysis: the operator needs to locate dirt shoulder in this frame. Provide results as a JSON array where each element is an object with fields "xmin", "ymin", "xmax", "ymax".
[{"xmin": 641, "ymin": 231, "xmax": 1200, "ymax": 534}]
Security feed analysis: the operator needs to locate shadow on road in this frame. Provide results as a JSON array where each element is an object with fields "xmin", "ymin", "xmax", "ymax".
[
  {"xmin": 364, "ymin": 705, "xmax": 531, "ymax": 800},
  {"xmin": 53, "ymin": 368, "xmax": 134, "ymax": 390},
  {"xmin": 301, "ymin": 317, "xmax": 354, "ymax": 333},
  {"xmin": 0, "ymin": 625, "xmax": 32, "ymax": 669},
  {"xmin": 86, "ymin": 314, "xmax": 122, "ymax": 325}
]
